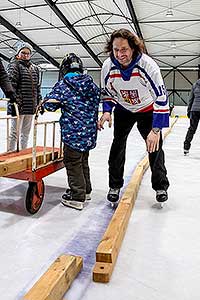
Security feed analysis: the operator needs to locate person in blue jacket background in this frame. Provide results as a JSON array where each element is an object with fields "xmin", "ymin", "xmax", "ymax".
[{"xmin": 44, "ymin": 53, "xmax": 100, "ymax": 210}]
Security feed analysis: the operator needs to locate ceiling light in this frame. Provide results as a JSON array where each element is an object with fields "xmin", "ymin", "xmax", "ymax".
[
  {"xmin": 166, "ymin": 8, "xmax": 173, "ymax": 17},
  {"xmin": 170, "ymin": 41, "xmax": 176, "ymax": 49},
  {"xmin": 16, "ymin": 9, "xmax": 22, "ymax": 27},
  {"xmin": 38, "ymin": 63, "xmax": 57, "ymax": 70},
  {"xmin": 15, "ymin": 21, "xmax": 22, "ymax": 28},
  {"xmin": 166, "ymin": 0, "xmax": 173, "ymax": 17},
  {"xmin": 55, "ymin": 45, "xmax": 60, "ymax": 51}
]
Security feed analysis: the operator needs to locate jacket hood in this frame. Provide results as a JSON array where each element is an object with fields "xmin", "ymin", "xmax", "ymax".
[{"xmin": 64, "ymin": 74, "xmax": 95, "ymax": 96}]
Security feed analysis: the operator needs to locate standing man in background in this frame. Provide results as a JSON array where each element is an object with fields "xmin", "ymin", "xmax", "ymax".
[
  {"xmin": 7, "ymin": 41, "xmax": 42, "ymax": 151},
  {"xmin": 183, "ymin": 78, "xmax": 200, "ymax": 155},
  {"xmin": 98, "ymin": 28, "xmax": 169, "ymax": 205}
]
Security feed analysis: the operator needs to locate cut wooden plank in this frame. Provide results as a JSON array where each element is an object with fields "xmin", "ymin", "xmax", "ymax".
[
  {"xmin": 93, "ymin": 156, "xmax": 149, "ymax": 282},
  {"xmin": 96, "ymin": 202, "xmax": 130, "ymax": 263},
  {"xmin": 23, "ymin": 254, "xmax": 83, "ymax": 300},
  {"xmin": 93, "ymin": 262, "xmax": 113, "ymax": 283},
  {"xmin": 93, "ymin": 118, "xmax": 178, "ymax": 283},
  {"xmin": 120, "ymin": 157, "xmax": 149, "ymax": 206},
  {"xmin": 0, "ymin": 147, "xmax": 59, "ymax": 177},
  {"xmin": 163, "ymin": 116, "xmax": 178, "ymax": 139}
]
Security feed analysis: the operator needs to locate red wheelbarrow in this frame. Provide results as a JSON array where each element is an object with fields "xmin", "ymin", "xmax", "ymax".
[{"xmin": 0, "ymin": 99, "xmax": 64, "ymax": 214}]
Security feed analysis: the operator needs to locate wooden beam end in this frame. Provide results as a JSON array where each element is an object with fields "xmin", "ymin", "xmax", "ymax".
[{"xmin": 93, "ymin": 262, "xmax": 113, "ymax": 283}]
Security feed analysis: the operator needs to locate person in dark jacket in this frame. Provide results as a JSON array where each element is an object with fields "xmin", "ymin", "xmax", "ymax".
[
  {"xmin": 0, "ymin": 58, "xmax": 16, "ymax": 107},
  {"xmin": 184, "ymin": 78, "xmax": 200, "ymax": 155},
  {"xmin": 7, "ymin": 41, "xmax": 42, "ymax": 151},
  {"xmin": 44, "ymin": 53, "xmax": 101, "ymax": 210}
]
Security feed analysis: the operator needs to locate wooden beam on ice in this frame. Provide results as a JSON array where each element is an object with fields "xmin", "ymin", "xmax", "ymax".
[
  {"xmin": 93, "ymin": 117, "xmax": 178, "ymax": 283},
  {"xmin": 23, "ymin": 254, "xmax": 83, "ymax": 300},
  {"xmin": 93, "ymin": 261, "xmax": 114, "ymax": 283},
  {"xmin": 93, "ymin": 156, "xmax": 149, "ymax": 282}
]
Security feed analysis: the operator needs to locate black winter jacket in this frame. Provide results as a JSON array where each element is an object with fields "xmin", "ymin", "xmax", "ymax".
[
  {"xmin": 0, "ymin": 59, "xmax": 14, "ymax": 98},
  {"xmin": 7, "ymin": 58, "xmax": 42, "ymax": 115}
]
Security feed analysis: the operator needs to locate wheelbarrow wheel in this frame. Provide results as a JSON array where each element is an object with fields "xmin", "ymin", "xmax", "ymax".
[{"xmin": 26, "ymin": 180, "xmax": 45, "ymax": 214}]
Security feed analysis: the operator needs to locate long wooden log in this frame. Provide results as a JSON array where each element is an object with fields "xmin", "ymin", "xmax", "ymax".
[
  {"xmin": 93, "ymin": 156, "xmax": 149, "ymax": 282},
  {"xmin": 93, "ymin": 117, "xmax": 178, "ymax": 283}
]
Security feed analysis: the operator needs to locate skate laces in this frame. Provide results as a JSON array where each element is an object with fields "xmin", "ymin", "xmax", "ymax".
[
  {"xmin": 109, "ymin": 188, "xmax": 120, "ymax": 195},
  {"xmin": 156, "ymin": 190, "xmax": 167, "ymax": 196}
]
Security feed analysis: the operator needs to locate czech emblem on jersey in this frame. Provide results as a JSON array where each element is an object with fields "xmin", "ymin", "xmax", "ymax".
[{"xmin": 120, "ymin": 89, "xmax": 141, "ymax": 105}]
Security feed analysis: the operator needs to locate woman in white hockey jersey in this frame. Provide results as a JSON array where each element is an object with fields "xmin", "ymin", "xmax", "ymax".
[{"xmin": 98, "ymin": 28, "xmax": 170, "ymax": 204}]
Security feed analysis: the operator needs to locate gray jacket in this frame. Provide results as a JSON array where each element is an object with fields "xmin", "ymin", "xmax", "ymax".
[{"xmin": 188, "ymin": 79, "xmax": 200, "ymax": 114}]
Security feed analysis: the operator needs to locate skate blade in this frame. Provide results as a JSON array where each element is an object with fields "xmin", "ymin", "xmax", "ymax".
[
  {"xmin": 152, "ymin": 202, "xmax": 165, "ymax": 209},
  {"xmin": 85, "ymin": 194, "xmax": 91, "ymax": 201},
  {"xmin": 107, "ymin": 200, "xmax": 119, "ymax": 208},
  {"xmin": 158, "ymin": 202, "xmax": 164, "ymax": 209},
  {"xmin": 61, "ymin": 200, "xmax": 84, "ymax": 210}
]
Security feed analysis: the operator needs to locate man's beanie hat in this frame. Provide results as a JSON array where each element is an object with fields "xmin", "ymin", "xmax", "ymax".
[{"xmin": 16, "ymin": 41, "xmax": 33, "ymax": 55}]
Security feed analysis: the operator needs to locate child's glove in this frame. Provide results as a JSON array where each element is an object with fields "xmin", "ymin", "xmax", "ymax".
[
  {"xmin": 8, "ymin": 92, "xmax": 17, "ymax": 117},
  {"xmin": 9, "ymin": 92, "xmax": 16, "ymax": 104},
  {"xmin": 10, "ymin": 104, "xmax": 16, "ymax": 117},
  {"xmin": 39, "ymin": 106, "xmax": 45, "ymax": 115}
]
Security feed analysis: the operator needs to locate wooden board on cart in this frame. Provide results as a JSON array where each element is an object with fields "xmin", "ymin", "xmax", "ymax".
[{"xmin": 0, "ymin": 146, "xmax": 59, "ymax": 177}]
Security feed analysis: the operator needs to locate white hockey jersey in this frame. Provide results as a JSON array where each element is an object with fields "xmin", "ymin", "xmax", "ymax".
[{"xmin": 101, "ymin": 53, "xmax": 169, "ymax": 128}]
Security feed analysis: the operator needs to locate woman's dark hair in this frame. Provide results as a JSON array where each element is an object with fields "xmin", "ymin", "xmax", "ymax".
[{"xmin": 105, "ymin": 28, "xmax": 144, "ymax": 57}]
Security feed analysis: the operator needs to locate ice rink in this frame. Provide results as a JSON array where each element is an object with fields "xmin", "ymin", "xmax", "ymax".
[{"xmin": 1, "ymin": 108, "xmax": 200, "ymax": 300}]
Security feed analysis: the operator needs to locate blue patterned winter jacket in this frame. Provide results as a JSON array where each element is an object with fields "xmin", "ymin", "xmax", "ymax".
[{"xmin": 44, "ymin": 73, "xmax": 100, "ymax": 152}]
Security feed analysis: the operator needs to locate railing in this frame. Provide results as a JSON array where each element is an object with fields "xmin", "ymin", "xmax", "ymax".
[
  {"xmin": 0, "ymin": 98, "xmax": 63, "ymax": 171},
  {"xmin": 0, "ymin": 98, "xmax": 20, "ymax": 152},
  {"xmin": 32, "ymin": 99, "xmax": 63, "ymax": 171}
]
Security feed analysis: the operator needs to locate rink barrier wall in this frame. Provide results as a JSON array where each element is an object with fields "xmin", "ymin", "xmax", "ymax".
[{"xmin": 93, "ymin": 117, "xmax": 178, "ymax": 283}]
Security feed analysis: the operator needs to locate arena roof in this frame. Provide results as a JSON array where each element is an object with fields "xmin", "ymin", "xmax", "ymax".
[{"xmin": 0, "ymin": 0, "xmax": 199, "ymax": 70}]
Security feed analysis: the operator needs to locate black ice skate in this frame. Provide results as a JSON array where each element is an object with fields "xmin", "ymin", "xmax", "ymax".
[
  {"xmin": 62, "ymin": 188, "xmax": 91, "ymax": 201},
  {"xmin": 107, "ymin": 188, "xmax": 120, "ymax": 207},
  {"xmin": 61, "ymin": 189, "xmax": 85, "ymax": 210},
  {"xmin": 62, "ymin": 188, "xmax": 72, "ymax": 200},
  {"xmin": 184, "ymin": 149, "xmax": 189, "ymax": 155},
  {"xmin": 156, "ymin": 190, "xmax": 168, "ymax": 208}
]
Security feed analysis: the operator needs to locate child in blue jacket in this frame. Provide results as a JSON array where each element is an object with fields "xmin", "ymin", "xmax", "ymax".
[{"xmin": 44, "ymin": 53, "xmax": 100, "ymax": 210}]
